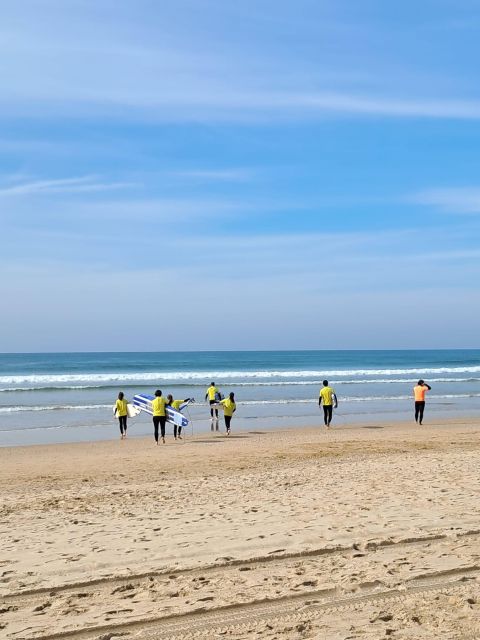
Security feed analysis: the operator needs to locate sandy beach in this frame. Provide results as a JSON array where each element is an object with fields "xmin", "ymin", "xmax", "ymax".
[{"xmin": 1, "ymin": 418, "xmax": 479, "ymax": 639}]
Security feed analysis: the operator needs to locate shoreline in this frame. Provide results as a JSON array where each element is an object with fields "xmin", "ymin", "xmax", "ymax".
[{"xmin": 0, "ymin": 413, "xmax": 479, "ymax": 453}]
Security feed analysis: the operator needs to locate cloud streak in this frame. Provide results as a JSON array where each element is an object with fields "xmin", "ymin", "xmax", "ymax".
[
  {"xmin": 412, "ymin": 188, "xmax": 480, "ymax": 214},
  {"xmin": 2, "ymin": 3, "xmax": 480, "ymax": 123},
  {"xmin": 0, "ymin": 176, "xmax": 137, "ymax": 196},
  {"xmin": 165, "ymin": 168, "xmax": 252, "ymax": 182}
]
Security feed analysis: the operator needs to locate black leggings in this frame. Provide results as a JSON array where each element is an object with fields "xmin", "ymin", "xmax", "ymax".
[
  {"xmin": 225, "ymin": 415, "xmax": 232, "ymax": 431},
  {"xmin": 323, "ymin": 405, "xmax": 333, "ymax": 426},
  {"xmin": 209, "ymin": 400, "xmax": 218, "ymax": 418},
  {"xmin": 118, "ymin": 415, "xmax": 127, "ymax": 434},
  {"xmin": 415, "ymin": 401, "xmax": 425, "ymax": 424},
  {"xmin": 153, "ymin": 416, "xmax": 166, "ymax": 441},
  {"xmin": 174, "ymin": 424, "xmax": 182, "ymax": 438}
]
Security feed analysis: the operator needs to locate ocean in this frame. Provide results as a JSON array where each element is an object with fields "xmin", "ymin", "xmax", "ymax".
[{"xmin": 0, "ymin": 350, "xmax": 479, "ymax": 446}]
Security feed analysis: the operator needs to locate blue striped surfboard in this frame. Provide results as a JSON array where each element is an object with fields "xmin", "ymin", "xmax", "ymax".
[{"xmin": 132, "ymin": 394, "xmax": 190, "ymax": 428}]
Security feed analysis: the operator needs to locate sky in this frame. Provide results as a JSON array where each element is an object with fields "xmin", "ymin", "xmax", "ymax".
[{"xmin": 1, "ymin": 0, "xmax": 480, "ymax": 351}]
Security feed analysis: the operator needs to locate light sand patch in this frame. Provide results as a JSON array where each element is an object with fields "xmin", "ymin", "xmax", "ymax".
[{"xmin": 0, "ymin": 419, "xmax": 479, "ymax": 638}]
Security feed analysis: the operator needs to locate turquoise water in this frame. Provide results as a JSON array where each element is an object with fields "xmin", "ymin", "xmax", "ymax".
[{"xmin": 0, "ymin": 350, "xmax": 479, "ymax": 446}]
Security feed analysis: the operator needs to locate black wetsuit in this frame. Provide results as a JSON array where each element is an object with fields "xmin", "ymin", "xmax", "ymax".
[
  {"xmin": 153, "ymin": 416, "xmax": 166, "ymax": 442},
  {"xmin": 118, "ymin": 415, "xmax": 127, "ymax": 435},
  {"xmin": 323, "ymin": 405, "xmax": 333, "ymax": 426},
  {"xmin": 415, "ymin": 401, "xmax": 425, "ymax": 424}
]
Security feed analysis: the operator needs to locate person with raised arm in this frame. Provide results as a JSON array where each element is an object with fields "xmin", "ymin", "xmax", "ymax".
[
  {"xmin": 413, "ymin": 380, "xmax": 431, "ymax": 425},
  {"xmin": 167, "ymin": 394, "xmax": 192, "ymax": 440}
]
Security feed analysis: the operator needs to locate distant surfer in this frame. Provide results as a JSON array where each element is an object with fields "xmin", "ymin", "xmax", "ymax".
[
  {"xmin": 205, "ymin": 382, "xmax": 221, "ymax": 429},
  {"xmin": 319, "ymin": 380, "xmax": 338, "ymax": 429},
  {"xmin": 115, "ymin": 391, "xmax": 128, "ymax": 440},
  {"xmin": 414, "ymin": 380, "xmax": 431, "ymax": 425},
  {"xmin": 220, "ymin": 392, "xmax": 236, "ymax": 436},
  {"xmin": 167, "ymin": 395, "xmax": 192, "ymax": 440},
  {"xmin": 152, "ymin": 389, "xmax": 167, "ymax": 445}
]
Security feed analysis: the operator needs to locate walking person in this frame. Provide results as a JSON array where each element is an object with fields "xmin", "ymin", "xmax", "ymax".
[
  {"xmin": 205, "ymin": 381, "xmax": 220, "ymax": 429},
  {"xmin": 115, "ymin": 391, "xmax": 128, "ymax": 440},
  {"xmin": 319, "ymin": 380, "xmax": 338, "ymax": 429},
  {"xmin": 167, "ymin": 395, "xmax": 192, "ymax": 440},
  {"xmin": 152, "ymin": 389, "xmax": 167, "ymax": 445},
  {"xmin": 220, "ymin": 392, "xmax": 236, "ymax": 436},
  {"xmin": 414, "ymin": 380, "xmax": 431, "ymax": 425}
]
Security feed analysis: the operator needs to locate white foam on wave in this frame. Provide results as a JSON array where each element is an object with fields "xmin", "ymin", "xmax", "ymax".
[
  {"xmin": 0, "ymin": 376, "xmax": 479, "ymax": 393},
  {"xmin": 1, "ymin": 366, "xmax": 480, "ymax": 387},
  {"xmin": 0, "ymin": 404, "xmax": 112, "ymax": 413}
]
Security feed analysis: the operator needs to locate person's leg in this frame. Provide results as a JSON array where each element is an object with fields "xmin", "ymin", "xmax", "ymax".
[
  {"xmin": 225, "ymin": 415, "xmax": 231, "ymax": 434},
  {"xmin": 153, "ymin": 417, "xmax": 159, "ymax": 443},
  {"xmin": 419, "ymin": 401, "xmax": 425, "ymax": 425},
  {"xmin": 323, "ymin": 405, "xmax": 328, "ymax": 426},
  {"xmin": 327, "ymin": 406, "xmax": 333, "ymax": 427},
  {"xmin": 123, "ymin": 416, "xmax": 127, "ymax": 437},
  {"xmin": 118, "ymin": 418, "xmax": 124, "ymax": 437},
  {"xmin": 178, "ymin": 425, "xmax": 182, "ymax": 439},
  {"xmin": 173, "ymin": 424, "xmax": 178, "ymax": 439},
  {"xmin": 209, "ymin": 400, "xmax": 214, "ymax": 418},
  {"xmin": 160, "ymin": 417, "xmax": 166, "ymax": 443},
  {"xmin": 415, "ymin": 402, "xmax": 420, "ymax": 423}
]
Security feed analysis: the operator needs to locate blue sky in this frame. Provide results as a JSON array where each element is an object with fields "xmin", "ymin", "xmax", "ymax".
[{"xmin": 1, "ymin": 0, "xmax": 480, "ymax": 351}]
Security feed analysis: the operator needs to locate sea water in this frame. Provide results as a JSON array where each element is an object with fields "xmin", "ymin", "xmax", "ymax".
[{"xmin": 0, "ymin": 350, "xmax": 479, "ymax": 446}]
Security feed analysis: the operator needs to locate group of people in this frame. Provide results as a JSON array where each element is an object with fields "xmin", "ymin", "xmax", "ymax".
[
  {"xmin": 204, "ymin": 382, "xmax": 236, "ymax": 434},
  {"xmin": 114, "ymin": 383, "xmax": 237, "ymax": 445},
  {"xmin": 316, "ymin": 379, "xmax": 432, "ymax": 428},
  {"xmin": 114, "ymin": 379, "xmax": 432, "ymax": 443}
]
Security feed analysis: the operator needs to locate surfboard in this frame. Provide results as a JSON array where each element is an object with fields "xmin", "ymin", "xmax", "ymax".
[
  {"xmin": 132, "ymin": 394, "xmax": 190, "ymax": 428},
  {"xmin": 112, "ymin": 403, "xmax": 142, "ymax": 419}
]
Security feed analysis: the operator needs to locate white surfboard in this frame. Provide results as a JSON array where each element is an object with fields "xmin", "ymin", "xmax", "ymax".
[
  {"xmin": 132, "ymin": 394, "xmax": 190, "ymax": 428},
  {"xmin": 113, "ymin": 403, "xmax": 142, "ymax": 419}
]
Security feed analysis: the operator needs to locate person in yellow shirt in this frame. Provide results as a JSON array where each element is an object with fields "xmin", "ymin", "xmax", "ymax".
[
  {"xmin": 152, "ymin": 389, "xmax": 167, "ymax": 445},
  {"xmin": 166, "ymin": 395, "xmax": 192, "ymax": 440},
  {"xmin": 205, "ymin": 381, "xmax": 220, "ymax": 425},
  {"xmin": 115, "ymin": 391, "xmax": 128, "ymax": 440},
  {"xmin": 413, "ymin": 380, "xmax": 431, "ymax": 425},
  {"xmin": 220, "ymin": 392, "xmax": 236, "ymax": 436},
  {"xmin": 318, "ymin": 380, "xmax": 338, "ymax": 429}
]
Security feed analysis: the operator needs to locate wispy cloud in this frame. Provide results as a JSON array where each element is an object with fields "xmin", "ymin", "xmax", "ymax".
[
  {"xmin": 411, "ymin": 188, "xmax": 480, "ymax": 213},
  {"xmin": 0, "ymin": 176, "xmax": 137, "ymax": 196},
  {"xmin": 165, "ymin": 168, "xmax": 252, "ymax": 181},
  {"xmin": 1, "ymin": 3, "xmax": 480, "ymax": 123}
]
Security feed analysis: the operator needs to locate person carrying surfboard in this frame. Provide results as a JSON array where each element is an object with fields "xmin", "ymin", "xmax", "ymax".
[
  {"xmin": 205, "ymin": 382, "xmax": 221, "ymax": 426},
  {"xmin": 167, "ymin": 395, "xmax": 192, "ymax": 440},
  {"xmin": 152, "ymin": 389, "xmax": 167, "ymax": 445},
  {"xmin": 115, "ymin": 391, "xmax": 128, "ymax": 440},
  {"xmin": 220, "ymin": 392, "xmax": 236, "ymax": 436},
  {"xmin": 319, "ymin": 380, "xmax": 338, "ymax": 429}
]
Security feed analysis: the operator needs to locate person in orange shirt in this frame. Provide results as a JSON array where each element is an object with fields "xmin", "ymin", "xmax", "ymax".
[{"xmin": 413, "ymin": 380, "xmax": 431, "ymax": 425}]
